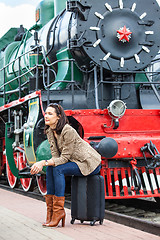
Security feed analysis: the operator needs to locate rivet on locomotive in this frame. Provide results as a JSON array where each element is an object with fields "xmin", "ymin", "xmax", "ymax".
[{"xmin": 0, "ymin": 0, "xmax": 160, "ymax": 202}]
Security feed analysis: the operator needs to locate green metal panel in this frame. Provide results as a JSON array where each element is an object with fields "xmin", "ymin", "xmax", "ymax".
[
  {"xmin": 0, "ymin": 41, "xmax": 30, "ymax": 105},
  {"xmin": 0, "ymin": 42, "xmax": 19, "ymax": 93},
  {"xmin": 0, "ymin": 51, "xmax": 4, "ymax": 107},
  {"xmin": 36, "ymin": 139, "xmax": 52, "ymax": 161},
  {"xmin": 0, "ymin": 28, "xmax": 17, "ymax": 51},
  {"xmin": 135, "ymin": 73, "xmax": 148, "ymax": 89},
  {"xmin": 36, "ymin": 0, "xmax": 55, "ymax": 27},
  {"xmin": 24, "ymin": 97, "xmax": 39, "ymax": 165},
  {"xmin": 50, "ymin": 48, "xmax": 83, "ymax": 90},
  {"xmin": 0, "ymin": 51, "xmax": 4, "ymax": 74},
  {"xmin": 54, "ymin": 0, "xmax": 66, "ymax": 15},
  {"xmin": 36, "ymin": 139, "xmax": 52, "ymax": 173},
  {"xmin": 3, "ymin": 42, "xmax": 20, "ymax": 92},
  {"xmin": 5, "ymin": 122, "xmax": 19, "ymax": 177},
  {"xmin": 0, "ymin": 29, "xmax": 32, "ymax": 104},
  {"xmin": 29, "ymin": 52, "xmax": 43, "ymax": 68}
]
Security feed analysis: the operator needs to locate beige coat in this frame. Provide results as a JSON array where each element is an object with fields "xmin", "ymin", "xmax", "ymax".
[{"xmin": 46, "ymin": 124, "xmax": 101, "ymax": 176}]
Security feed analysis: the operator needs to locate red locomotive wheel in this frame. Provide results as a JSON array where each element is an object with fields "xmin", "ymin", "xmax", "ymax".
[
  {"xmin": 18, "ymin": 152, "xmax": 34, "ymax": 192},
  {"xmin": 36, "ymin": 175, "xmax": 47, "ymax": 195},
  {"xmin": 6, "ymin": 154, "xmax": 18, "ymax": 189}
]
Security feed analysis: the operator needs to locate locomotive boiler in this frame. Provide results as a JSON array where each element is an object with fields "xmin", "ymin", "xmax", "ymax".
[{"xmin": 0, "ymin": 0, "xmax": 160, "ymax": 202}]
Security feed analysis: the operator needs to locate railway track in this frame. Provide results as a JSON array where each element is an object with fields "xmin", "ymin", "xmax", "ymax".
[{"xmin": 0, "ymin": 181, "xmax": 160, "ymax": 236}]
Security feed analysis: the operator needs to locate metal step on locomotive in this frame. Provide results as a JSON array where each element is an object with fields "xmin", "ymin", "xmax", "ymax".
[{"xmin": 0, "ymin": 0, "xmax": 160, "ymax": 202}]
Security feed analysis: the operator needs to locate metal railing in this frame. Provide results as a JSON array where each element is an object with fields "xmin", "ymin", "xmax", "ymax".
[
  {"xmin": 0, "ymin": 42, "xmax": 160, "ymax": 110},
  {"xmin": 0, "ymin": 44, "xmax": 78, "ymax": 109},
  {"xmin": 0, "ymin": 46, "xmax": 37, "ymax": 104}
]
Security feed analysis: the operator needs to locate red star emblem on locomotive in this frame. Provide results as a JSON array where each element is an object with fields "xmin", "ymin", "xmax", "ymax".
[{"xmin": 117, "ymin": 25, "xmax": 132, "ymax": 42}]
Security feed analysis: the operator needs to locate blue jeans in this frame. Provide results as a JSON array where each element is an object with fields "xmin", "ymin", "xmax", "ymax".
[{"xmin": 46, "ymin": 162, "xmax": 101, "ymax": 197}]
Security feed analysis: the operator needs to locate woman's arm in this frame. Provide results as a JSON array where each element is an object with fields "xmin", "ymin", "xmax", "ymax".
[
  {"xmin": 30, "ymin": 158, "xmax": 55, "ymax": 175},
  {"xmin": 30, "ymin": 126, "xmax": 76, "ymax": 174}
]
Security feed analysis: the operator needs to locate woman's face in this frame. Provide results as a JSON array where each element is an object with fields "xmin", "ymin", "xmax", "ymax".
[{"xmin": 44, "ymin": 107, "xmax": 59, "ymax": 128}]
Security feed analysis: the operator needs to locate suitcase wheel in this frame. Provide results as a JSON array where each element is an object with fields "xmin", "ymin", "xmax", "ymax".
[
  {"xmin": 90, "ymin": 220, "xmax": 96, "ymax": 226},
  {"xmin": 99, "ymin": 220, "xmax": 103, "ymax": 225},
  {"xmin": 71, "ymin": 218, "xmax": 75, "ymax": 224}
]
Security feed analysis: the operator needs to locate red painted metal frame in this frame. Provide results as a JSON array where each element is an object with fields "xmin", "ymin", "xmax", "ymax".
[
  {"xmin": 1, "ymin": 91, "xmax": 160, "ymax": 199},
  {"xmin": 65, "ymin": 108, "xmax": 160, "ymax": 159},
  {"xmin": 0, "ymin": 91, "xmax": 41, "ymax": 112},
  {"xmin": 65, "ymin": 107, "xmax": 160, "ymax": 199},
  {"xmin": 0, "ymin": 91, "xmax": 42, "ymax": 179}
]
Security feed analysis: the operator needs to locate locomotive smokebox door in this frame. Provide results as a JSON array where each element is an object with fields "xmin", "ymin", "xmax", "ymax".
[{"xmin": 68, "ymin": 0, "xmax": 160, "ymax": 72}]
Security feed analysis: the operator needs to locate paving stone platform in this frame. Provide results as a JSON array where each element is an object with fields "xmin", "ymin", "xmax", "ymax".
[{"xmin": 0, "ymin": 188, "xmax": 159, "ymax": 240}]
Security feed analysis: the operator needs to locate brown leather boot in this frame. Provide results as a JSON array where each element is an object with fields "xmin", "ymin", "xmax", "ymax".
[
  {"xmin": 42, "ymin": 195, "xmax": 54, "ymax": 226},
  {"xmin": 48, "ymin": 196, "xmax": 65, "ymax": 227}
]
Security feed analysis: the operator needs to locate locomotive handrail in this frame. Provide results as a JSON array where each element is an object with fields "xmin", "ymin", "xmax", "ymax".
[
  {"xmin": 145, "ymin": 73, "xmax": 160, "ymax": 103},
  {"xmin": 41, "ymin": 45, "xmax": 160, "ymax": 89},
  {"xmin": 0, "ymin": 46, "xmax": 38, "ymax": 72},
  {"xmin": 99, "ymin": 81, "xmax": 160, "ymax": 84},
  {"xmin": 0, "ymin": 43, "xmax": 91, "ymax": 99},
  {"xmin": 100, "ymin": 70, "xmax": 160, "ymax": 74},
  {"xmin": 33, "ymin": 63, "xmax": 69, "ymax": 90},
  {"xmin": 41, "ymin": 50, "xmax": 76, "ymax": 67},
  {"xmin": 41, "ymin": 44, "xmax": 160, "ymax": 86},
  {"xmin": 0, "ymin": 46, "xmax": 38, "ymax": 100},
  {"xmin": 40, "ymin": 45, "xmax": 78, "ymax": 92},
  {"xmin": 0, "ymin": 84, "xmax": 29, "ymax": 95},
  {"xmin": 0, "ymin": 87, "xmax": 27, "ymax": 96},
  {"xmin": 1, "ymin": 63, "xmax": 160, "ymax": 94},
  {"xmin": 1, "ymin": 41, "xmax": 160, "ymax": 101},
  {"xmin": 0, "ymin": 54, "xmax": 77, "ymax": 92},
  {"xmin": 45, "ymin": 9, "xmax": 65, "ymax": 58},
  {"xmin": 0, "ymin": 66, "xmax": 36, "ymax": 90},
  {"xmin": 41, "ymin": 45, "xmax": 160, "ymax": 86},
  {"xmin": 41, "ymin": 45, "xmax": 95, "ymax": 74},
  {"xmin": 40, "ymin": 46, "xmax": 77, "ymax": 108}
]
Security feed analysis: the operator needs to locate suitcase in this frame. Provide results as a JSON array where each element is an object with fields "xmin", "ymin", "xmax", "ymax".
[{"xmin": 71, "ymin": 175, "xmax": 105, "ymax": 226}]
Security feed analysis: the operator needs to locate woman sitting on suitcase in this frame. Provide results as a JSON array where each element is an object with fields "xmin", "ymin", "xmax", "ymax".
[{"xmin": 30, "ymin": 103, "xmax": 101, "ymax": 228}]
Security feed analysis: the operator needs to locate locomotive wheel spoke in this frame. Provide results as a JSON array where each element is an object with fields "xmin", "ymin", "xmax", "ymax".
[
  {"xmin": 6, "ymin": 154, "xmax": 18, "ymax": 189},
  {"xmin": 36, "ymin": 175, "xmax": 47, "ymax": 195},
  {"xmin": 18, "ymin": 152, "xmax": 34, "ymax": 192}
]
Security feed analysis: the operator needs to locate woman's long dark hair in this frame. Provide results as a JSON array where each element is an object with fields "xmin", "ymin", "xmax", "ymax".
[{"xmin": 44, "ymin": 103, "xmax": 69, "ymax": 134}]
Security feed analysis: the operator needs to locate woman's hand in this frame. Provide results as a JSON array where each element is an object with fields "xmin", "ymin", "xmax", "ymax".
[{"xmin": 30, "ymin": 161, "xmax": 45, "ymax": 175}]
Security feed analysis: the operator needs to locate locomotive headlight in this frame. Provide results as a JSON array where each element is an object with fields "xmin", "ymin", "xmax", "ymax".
[{"xmin": 108, "ymin": 100, "xmax": 126, "ymax": 119}]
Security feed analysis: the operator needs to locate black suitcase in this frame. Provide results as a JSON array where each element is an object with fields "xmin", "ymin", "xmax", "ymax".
[{"xmin": 71, "ymin": 175, "xmax": 105, "ymax": 226}]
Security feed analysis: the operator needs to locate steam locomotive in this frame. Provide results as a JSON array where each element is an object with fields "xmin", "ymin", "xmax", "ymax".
[{"xmin": 0, "ymin": 0, "xmax": 160, "ymax": 202}]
